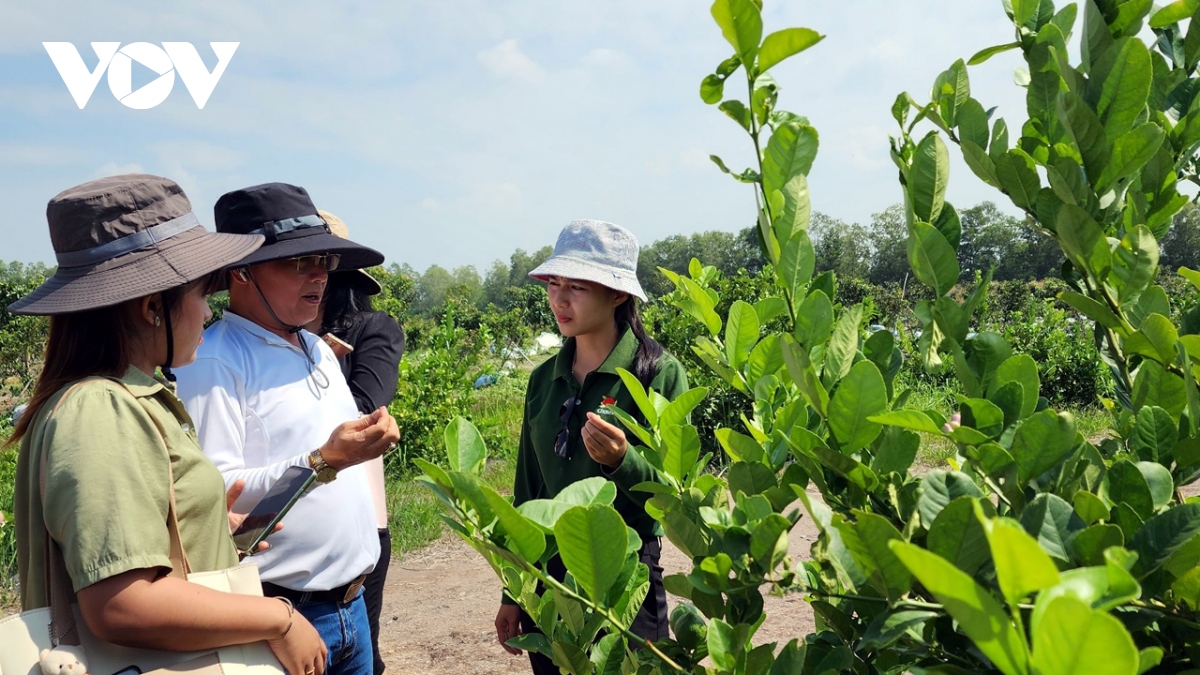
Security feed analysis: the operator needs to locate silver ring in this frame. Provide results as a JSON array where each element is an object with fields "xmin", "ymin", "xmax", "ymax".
[{"xmin": 386, "ymin": 442, "xmax": 397, "ymax": 453}]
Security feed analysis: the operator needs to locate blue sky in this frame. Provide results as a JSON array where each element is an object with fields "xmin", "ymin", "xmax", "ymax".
[{"xmin": 0, "ymin": 1, "xmax": 1030, "ymax": 273}]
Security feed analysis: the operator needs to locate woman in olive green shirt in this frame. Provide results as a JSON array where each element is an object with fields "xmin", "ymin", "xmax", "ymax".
[
  {"xmin": 494, "ymin": 220, "xmax": 688, "ymax": 674},
  {"xmin": 7, "ymin": 175, "xmax": 326, "ymax": 675}
]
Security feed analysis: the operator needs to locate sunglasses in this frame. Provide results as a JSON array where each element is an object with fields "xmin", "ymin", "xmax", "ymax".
[
  {"xmin": 287, "ymin": 254, "xmax": 341, "ymax": 274},
  {"xmin": 554, "ymin": 397, "xmax": 581, "ymax": 458}
]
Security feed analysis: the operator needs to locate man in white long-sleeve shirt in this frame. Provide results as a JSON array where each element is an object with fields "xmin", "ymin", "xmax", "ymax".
[{"xmin": 177, "ymin": 182, "xmax": 400, "ymax": 675}]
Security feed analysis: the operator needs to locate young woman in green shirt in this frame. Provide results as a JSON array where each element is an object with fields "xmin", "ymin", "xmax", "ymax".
[
  {"xmin": 494, "ymin": 219, "xmax": 689, "ymax": 674},
  {"xmin": 6, "ymin": 175, "xmax": 342, "ymax": 675}
]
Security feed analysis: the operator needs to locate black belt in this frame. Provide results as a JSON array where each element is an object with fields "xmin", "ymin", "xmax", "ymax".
[{"xmin": 263, "ymin": 574, "xmax": 366, "ymax": 606}]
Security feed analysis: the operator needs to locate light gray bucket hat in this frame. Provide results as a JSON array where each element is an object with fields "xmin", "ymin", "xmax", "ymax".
[{"xmin": 528, "ymin": 219, "xmax": 647, "ymax": 302}]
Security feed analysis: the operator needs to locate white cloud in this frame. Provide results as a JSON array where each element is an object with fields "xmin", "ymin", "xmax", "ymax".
[
  {"xmin": 581, "ymin": 47, "xmax": 632, "ymax": 70},
  {"xmin": 477, "ymin": 39, "xmax": 545, "ymax": 84},
  {"xmin": 421, "ymin": 198, "xmax": 440, "ymax": 212},
  {"xmin": 678, "ymin": 148, "xmax": 711, "ymax": 170},
  {"xmin": 868, "ymin": 38, "xmax": 905, "ymax": 63},
  {"xmin": 92, "ymin": 162, "xmax": 145, "ymax": 177},
  {"xmin": 472, "ymin": 182, "xmax": 523, "ymax": 217},
  {"xmin": 0, "ymin": 143, "xmax": 92, "ymax": 166},
  {"xmin": 147, "ymin": 140, "xmax": 248, "ymax": 171}
]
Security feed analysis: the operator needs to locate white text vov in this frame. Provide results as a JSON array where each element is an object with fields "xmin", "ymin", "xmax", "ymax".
[{"xmin": 43, "ymin": 42, "xmax": 239, "ymax": 110}]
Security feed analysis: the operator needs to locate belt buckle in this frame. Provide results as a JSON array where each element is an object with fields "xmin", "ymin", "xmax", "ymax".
[{"xmin": 342, "ymin": 574, "xmax": 366, "ymax": 604}]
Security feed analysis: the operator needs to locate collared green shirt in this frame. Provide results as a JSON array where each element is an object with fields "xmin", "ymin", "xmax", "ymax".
[
  {"xmin": 513, "ymin": 327, "xmax": 689, "ymax": 541},
  {"xmin": 15, "ymin": 366, "xmax": 239, "ymax": 610}
]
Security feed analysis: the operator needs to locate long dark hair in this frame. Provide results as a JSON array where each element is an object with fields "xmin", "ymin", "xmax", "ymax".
[
  {"xmin": 7, "ymin": 273, "xmax": 220, "ymax": 446},
  {"xmin": 320, "ymin": 273, "xmax": 375, "ymax": 337},
  {"xmin": 616, "ymin": 296, "xmax": 663, "ymax": 388}
]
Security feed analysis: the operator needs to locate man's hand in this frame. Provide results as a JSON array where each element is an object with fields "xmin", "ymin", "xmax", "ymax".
[
  {"xmin": 583, "ymin": 412, "xmax": 628, "ymax": 469},
  {"xmin": 495, "ymin": 604, "xmax": 523, "ymax": 655},
  {"xmin": 319, "ymin": 407, "xmax": 401, "ymax": 470}
]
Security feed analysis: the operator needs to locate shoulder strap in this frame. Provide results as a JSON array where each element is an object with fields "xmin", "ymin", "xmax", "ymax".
[{"xmin": 38, "ymin": 376, "xmax": 191, "ymax": 647}]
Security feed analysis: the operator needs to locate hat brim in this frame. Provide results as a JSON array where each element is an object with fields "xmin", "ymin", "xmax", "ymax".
[
  {"xmin": 231, "ymin": 231, "xmax": 384, "ymax": 271},
  {"xmin": 528, "ymin": 255, "xmax": 647, "ymax": 302},
  {"xmin": 8, "ymin": 227, "xmax": 264, "ymax": 315}
]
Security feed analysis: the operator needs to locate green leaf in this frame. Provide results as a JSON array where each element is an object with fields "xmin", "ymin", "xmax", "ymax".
[
  {"xmin": 1020, "ymin": 493, "xmax": 1087, "ymax": 563},
  {"xmin": 1030, "ymin": 596, "xmax": 1139, "ymax": 675},
  {"xmin": 994, "ymin": 148, "xmax": 1042, "ymax": 211},
  {"xmin": 907, "ymin": 221, "xmax": 960, "ymax": 295},
  {"xmin": 992, "ymin": 354, "xmax": 1041, "ymax": 419},
  {"xmin": 444, "ymin": 416, "xmax": 487, "ymax": 475},
  {"xmin": 1060, "ymin": 292, "xmax": 1127, "ymax": 332},
  {"xmin": 1151, "ymin": 0, "xmax": 1200, "ymax": 27},
  {"xmin": 828, "ymin": 361, "xmax": 888, "ymax": 452},
  {"xmin": 929, "ymin": 497, "xmax": 993, "ymax": 575},
  {"xmin": 710, "ymin": 0, "xmax": 762, "ymax": 65},
  {"xmin": 1074, "ymin": 491, "xmax": 1112, "ymax": 525},
  {"xmin": 725, "ymin": 300, "xmax": 760, "ymax": 372},
  {"xmin": 1096, "ymin": 124, "xmax": 1165, "ymax": 193},
  {"xmin": 481, "ymin": 486, "xmax": 547, "ymax": 562},
  {"xmin": 811, "ymin": 443, "xmax": 880, "ymax": 491},
  {"xmin": 719, "ymin": 99, "xmax": 752, "ymax": 131},
  {"xmin": 661, "ymin": 424, "xmax": 701, "ymax": 484},
  {"xmin": 616, "ymin": 368, "xmax": 657, "ymax": 426},
  {"xmin": 824, "ymin": 304, "xmax": 863, "ymax": 384},
  {"xmin": 729, "ymin": 460, "xmax": 778, "ymax": 496},
  {"xmin": 783, "ymin": 335, "xmax": 829, "ymax": 416},
  {"xmin": 700, "ymin": 73, "xmax": 726, "ymax": 104},
  {"xmin": 968, "ymin": 41, "xmax": 1022, "ymax": 65},
  {"xmin": 1059, "ymin": 92, "xmax": 1111, "ymax": 185},
  {"xmin": 1130, "ymin": 503, "xmax": 1200, "ymax": 576},
  {"xmin": 777, "ymin": 232, "xmax": 816, "ymax": 305},
  {"xmin": 1012, "ymin": 0, "xmax": 1040, "ymax": 24},
  {"xmin": 869, "ymin": 409, "xmax": 943, "ymax": 435},
  {"xmin": 890, "ymin": 541, "xmax": 1030, "ymax": 675},
  {"xmin": 764, "ymin": 122, "xmax": 819, "ymax": 239},
  {"xmin": 558, "ymin": 477, "xmax": 619, "ymax": 507},
  {"xmin": 707, "ymin": 617, "xmax": 737, "ymax": 671},
  {"xmin": 836, "ymin": 513, "xmax": 912, "ymax": 601},
  {"xmin": 1136, "ymin": 461, "xmax": 1174, "ymax": 509},
  {"xmin": 753, "ymin": 296, "xmax": 786, "ymax": 324},
  {"xmin": 1132, "ymin": 360, "xmax": 1187, "ymax": 417},
  {"xmin": 981, "ymin": 512, "xmax": 1062, "ymax": 606},
  {"xmin": 1071, "ymin": 523, "xmax": 1126, "ymax": 565},
  {"xmin": 757, "ymin": 27, "xmax": 823, "ymax": 72},
  {"xmin": 793, "ymin": 289, "xmax": 833, "ymax": 348},
  {"xmin": 660, "ymin": 386, "xmax": 708, "ymax": 430},
  {"xmin": 551, "ymin": 641, "xmax": 593, "ymax": 675},
  {"xmin": 1108, "ymin": 459, "xmax": 1155, "ymax": 519},
  {"xmin": 747, "ymin": 333, "xmax": 784, "ymax": 388},
  {"xmin": 962, "ymin": 140, "xmax": 1002, "ymax": 188},
  {"xmin": 750, "ymin": 513, "xmax": 791, "ymax": 571},
  {"xmin": 1112, "ymin": 225, "xmax": 1160, "ymax": 303},
  {"xmin": 1094, "ymin": 38, "xmax": 1153, "ymax": 143},
  {"xmin": 717, "ymin": 428, "xmax": 765, "ymax": 463},
  {"xmin": 555, "ymin": 504, "xmax": 629, "ymax": 603},
  {"xmin": 1012, "ymin": 410, "xmax": 1077, "ymax": 481},
  {"xmin": 911, "ymin": 132, "xmax": 950, "ymax": 224},
  {"xmin": 917, "ymin": 470, "xmax": 985, "ymax": 529}
]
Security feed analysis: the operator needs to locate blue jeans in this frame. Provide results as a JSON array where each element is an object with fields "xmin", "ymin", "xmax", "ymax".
[{"xmin": 294, "ymin": 588, "xmax": 372, "ymax": 675}]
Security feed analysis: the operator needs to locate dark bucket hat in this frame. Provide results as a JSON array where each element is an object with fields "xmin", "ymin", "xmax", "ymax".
[
  {"xmin": 8, "ymin": 174, "xmax": 264, "ymax": 316},
  {"xmin": 214, "ymin": 183, "xmax": 383, "ymax": 271}
]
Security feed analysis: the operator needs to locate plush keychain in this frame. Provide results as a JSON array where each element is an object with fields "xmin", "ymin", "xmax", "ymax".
[{"xmin": 38, "ymin": 646, "xmax": 90, "ymax": 675}]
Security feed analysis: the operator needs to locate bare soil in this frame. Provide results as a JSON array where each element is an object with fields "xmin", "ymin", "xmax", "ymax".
[{"xmin": 375, "ymin": 504, "xmax": 820, "ymax": 675}]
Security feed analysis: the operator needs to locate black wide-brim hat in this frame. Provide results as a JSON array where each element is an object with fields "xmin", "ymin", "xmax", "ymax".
[
  {"xmin": 214, "ymin": 182, "xmax": 384, "ymax": 270},
  {"xmin": 9, "ymin": 174, "xmax": 264, "ymax": 316}
]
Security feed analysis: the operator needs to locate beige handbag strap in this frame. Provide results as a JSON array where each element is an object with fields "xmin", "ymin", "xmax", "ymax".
[{"xmin": 38, "ymin": 376, "xmax": 193, "ymax": 647}]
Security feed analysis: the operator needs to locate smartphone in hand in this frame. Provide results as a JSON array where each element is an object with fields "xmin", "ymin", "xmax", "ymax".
[
  {"xmin": 232, "ymin": 466, "xmax": 317, "ymax": 555},
  {"xmin": 322, "ymin": 333, "xmax": 354, "ymax": 358}
]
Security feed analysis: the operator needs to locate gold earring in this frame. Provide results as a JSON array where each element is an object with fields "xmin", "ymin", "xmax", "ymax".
[{"xmin": 155, "ymin": 316, "xmax": 161, "ymax": 327}]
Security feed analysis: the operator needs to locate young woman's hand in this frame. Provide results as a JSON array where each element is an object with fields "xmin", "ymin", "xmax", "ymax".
[
  {"xmin": 495, "ymin": 604, "xmax": 523, "ymax": 655},
  {"xmin": 583, "ymin": 412, "xmax": 628, "ymax": 469},
  {"xmin": 268, "ymin": 608, "xmax": 327, "ymax": 675}
]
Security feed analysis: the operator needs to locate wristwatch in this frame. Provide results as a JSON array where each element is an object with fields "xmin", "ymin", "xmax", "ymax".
[{"xmin": 308, "ymin": 449, "xmax": 338, "ymax": 483}]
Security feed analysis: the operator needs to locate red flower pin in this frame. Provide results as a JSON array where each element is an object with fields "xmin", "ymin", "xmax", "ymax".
[{"xmin": 596, "ymin": 397, "xmax": 618, "ymax": 418}]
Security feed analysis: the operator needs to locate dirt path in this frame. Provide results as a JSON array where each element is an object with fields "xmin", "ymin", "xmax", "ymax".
[{"xmin": 375, "ymin": 504, "xmax": 820, "ymax": 675}]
